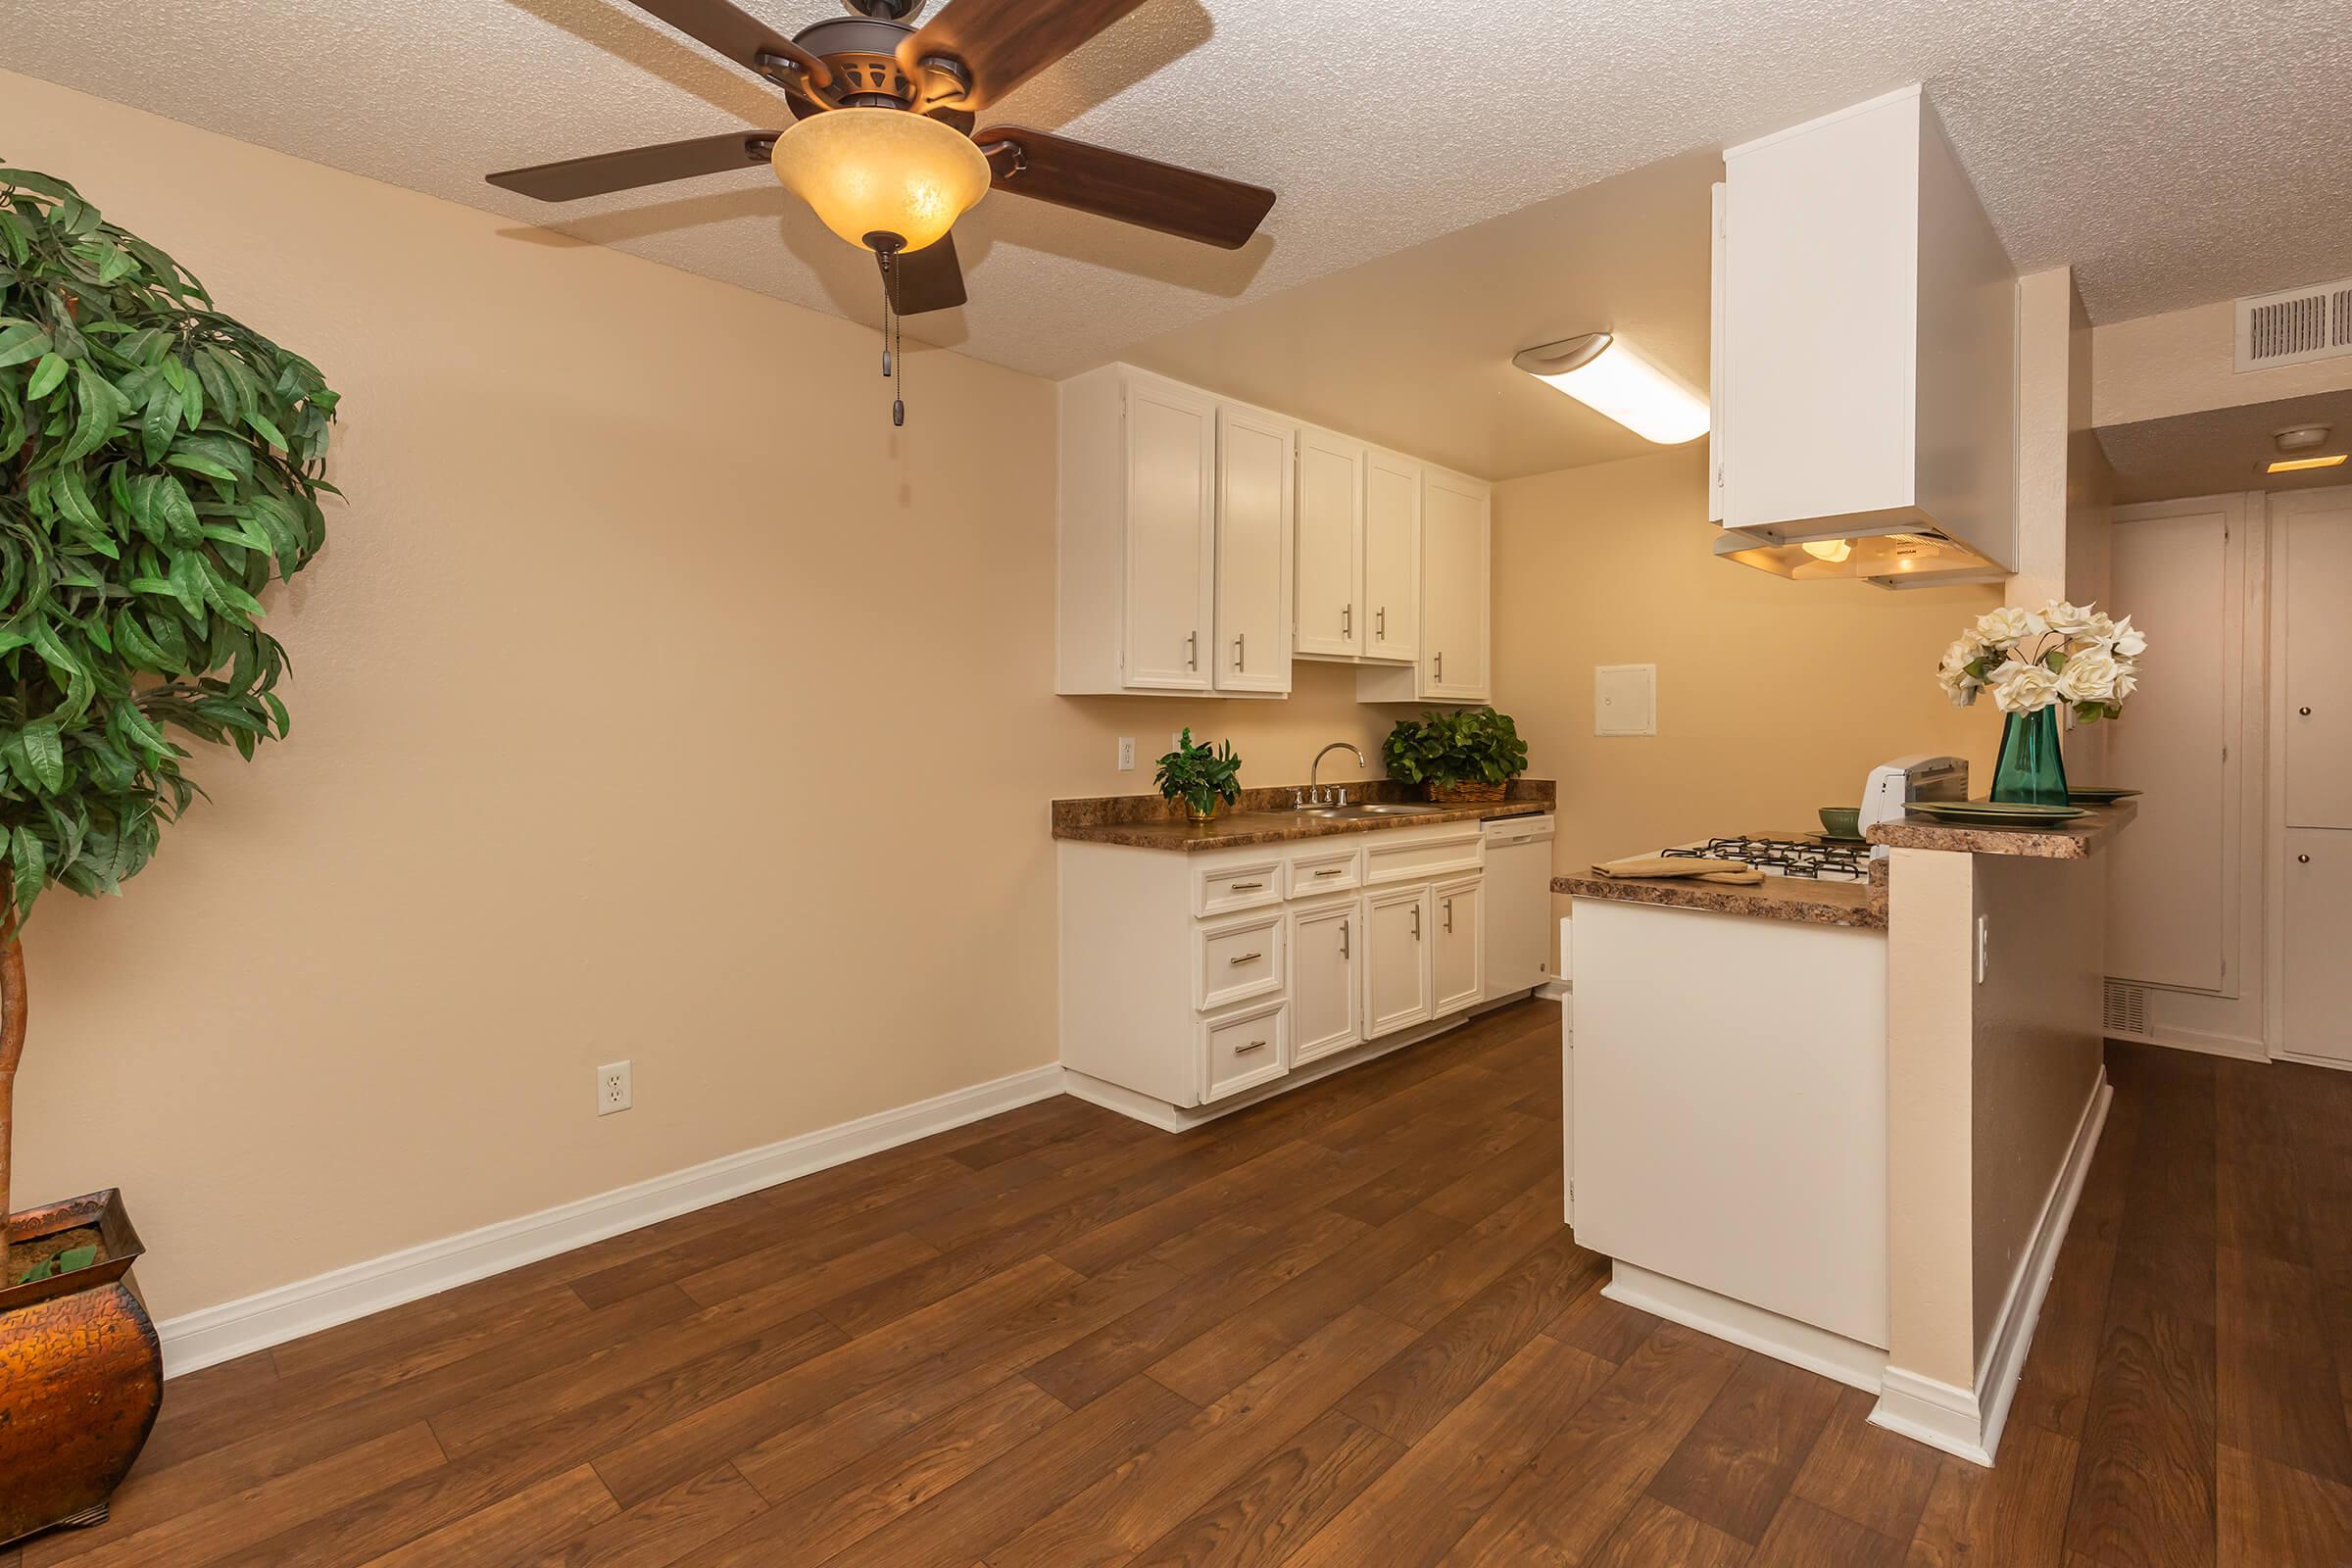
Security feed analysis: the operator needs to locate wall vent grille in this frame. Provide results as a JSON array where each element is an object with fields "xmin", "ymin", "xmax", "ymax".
[
  {"xmin": 2103, "ymin": 979, "xmax": 2149, "ymax": 1038},
  {"xmin": 2236, "ymin": 275, "xmax": 2352, "ymax": 370}
]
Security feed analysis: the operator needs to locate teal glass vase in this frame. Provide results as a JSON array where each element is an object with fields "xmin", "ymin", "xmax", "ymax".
[{"xmin": 1991, "ymin": 707, "xmax": 2069, "ymax": 807}]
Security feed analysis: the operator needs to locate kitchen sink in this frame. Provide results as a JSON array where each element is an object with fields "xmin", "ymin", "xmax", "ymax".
[{"xmin": 1292, "ymin": 803, "xmax": 1450, "ymax": 819}]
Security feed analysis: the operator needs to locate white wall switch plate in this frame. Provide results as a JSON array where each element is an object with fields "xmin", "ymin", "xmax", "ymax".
[
  {"xmin": 1594, "ymin": 664, "xmax": 1659, "ymax": 736},
  {"xmin": 1976, "ymin": 915, "xmax": 1990, "ymax": 985},
  {"xmin": 1117, "ymin": 737, "xmax": 1136, "ymax": 771},
  {"xmin": 597, "ymin": 1060, "xmax": 632, "ymax": 1115}
]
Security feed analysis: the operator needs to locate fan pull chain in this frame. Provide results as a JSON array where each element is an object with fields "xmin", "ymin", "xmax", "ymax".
[{"xmin": 877, "ymin": 250, "xmax": 907, "ymax": 428}]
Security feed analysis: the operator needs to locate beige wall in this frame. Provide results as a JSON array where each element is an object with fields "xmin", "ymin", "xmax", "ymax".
[
  {"xmin": 0, "ymin": 74, "xmax": 1384, "ymax": 1321},
  {"xmin": 2092, "ymin": 297, "xmax": 2352, "ymax": 428},
  {"xmin": 1490, "ymin": 447, "xmax": 2002, "ymax": 881}
]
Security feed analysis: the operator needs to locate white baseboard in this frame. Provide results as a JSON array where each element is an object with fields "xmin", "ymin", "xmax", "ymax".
[
  {"xmin": 1873, "ymin": 1069, "xmax": 2111, "ymax": 1468},
  {"xmin": 1872, "ymin": 1366, "xmax": 1992, "ymax": 1465},
  {"xmin": 2275, "ymin": 1050, "xmax": 2352, "ymax": 1074},
  {"xmin": 1602, "ymin": 1261, "xmax": 1886, "ymax": 1393},
  {"xmin": 1065, "ymin": 1014, "xmax": 1464, "ymax": 1132},
  {"xmin": 155, "ymin": 1062, "xmax": 1066, "ymax": 1379}
]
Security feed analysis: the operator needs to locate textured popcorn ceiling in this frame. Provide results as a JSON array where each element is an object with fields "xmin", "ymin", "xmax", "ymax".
[{"xmin": 13, "ymin": 0, "xmax": 2351, "ymax": 397}]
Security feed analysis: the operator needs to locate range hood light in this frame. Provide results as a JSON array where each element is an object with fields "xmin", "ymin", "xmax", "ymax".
[
  {"xmin": 1800, "ymin": 539, "xmax": 1854, "ymax": 564},
  {"xmin": 1511, "ymin": 333, "xmax": 1710, "ymax": 445}
]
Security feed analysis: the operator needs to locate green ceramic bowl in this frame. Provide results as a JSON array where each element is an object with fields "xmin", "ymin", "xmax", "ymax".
[{"xmin": 1818, "ymin": 806, "xmax": 1863, "ymax": 840}]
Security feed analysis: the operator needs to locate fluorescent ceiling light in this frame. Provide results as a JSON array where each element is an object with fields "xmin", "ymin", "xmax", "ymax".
[
  {"xmin": 2267, "ymin": 454, "xmax": 2348, "ymax": 474},
  {"xmin": 1512, "ymin": 333, "xmax": 1710, "ymax": 445}
]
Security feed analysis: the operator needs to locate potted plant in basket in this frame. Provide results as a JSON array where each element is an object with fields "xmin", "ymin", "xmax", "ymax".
[
  {"xmin": 1154, "ymin": 729, "xmax": 1242, "ymax": 823},
  {"xmin": 1936, "ymin": 601, "xmax": 2145, "ymax": 806},
  {"xmin": 0, "ymin": 165, "xmax": 341, "ymax": 1545},
  {"xmin": 1382, "ymin": 708, "xmax": 1529, "ymax": 803}
]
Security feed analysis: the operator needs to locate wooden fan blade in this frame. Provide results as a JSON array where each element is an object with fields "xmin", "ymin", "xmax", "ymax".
[
  {"xmin": 976, "ymin": 126, "xmax": 1274, "ymax": 249},
  {"xmin": 486, "ymin": 131, "xmax": 781, "ymax": 202},
  {"xmin": 898, "ymin": 0, "xmax": 1149, "ymax": 113},
  {"xmin": 886, "ymin": 232, "xmax": 967, "ymax": 315},
  {"xmin": 624, "ymin": 0, "xmax": 831, "ymax": 89}
]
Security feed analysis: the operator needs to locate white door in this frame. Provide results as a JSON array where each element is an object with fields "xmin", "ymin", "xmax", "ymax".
[
  {"xmin": 1122, "ymin": 377, "xmax": 1215, "ymax": 690},
  {"xmin": 1213, "ymin": 404, "xmax": 1295, "ymax": 694},
  {"xmin": 1421, "ymin": 469, "xmax": 1490, "ymax": 701},
  {"xmin": 2283, "ymin": 488, "xmax": 2352, "ymax": 828},
  {"xmin": 2282, "ymin": 829, "xmax": 2352, "ymax": 1065},
  {"xmin": 1290, "ymin": 897, "xmax": 1363, "ymax": 1064},
  {"xmin": 1294, "ymin": 427, "xmax": 1363, "ymax": 660},
  {"xmin": 1362, "ymin": 450, "xmax": 1420, "ymax": 662},
  {"xmin": 1431, "ymin": 877, "xmax": 1483, "ymax": 1015},
  {"xmin": 1363, "ymin": 884, "xmax": 1432, "ymax": 1038}
]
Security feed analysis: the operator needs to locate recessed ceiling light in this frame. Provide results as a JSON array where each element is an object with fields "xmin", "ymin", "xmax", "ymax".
[
  {"xmin": 2267, "ymin": 453, "xmax": 2349, "ymax": 473},
  {"xmin": 1511, "ymin": 333, "xmax": 1710, "ymax": 445}
]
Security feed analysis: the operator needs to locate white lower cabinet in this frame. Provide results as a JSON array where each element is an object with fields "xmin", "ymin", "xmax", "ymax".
[
  {"xmin": 1432, "ymin": 876, "xmax": 1483, "ymax": 1016},
  {"xmin": 1289, "ymin": 897, "xmax": 1362, "ymax": 1065},
  {"xmin": 1059, "ymin": 823, "xmax": 1491, "ymax": 1126},
  {"xmin": 1364, "ymin": 884, "xmax": 1434, "ymax": 1038}
]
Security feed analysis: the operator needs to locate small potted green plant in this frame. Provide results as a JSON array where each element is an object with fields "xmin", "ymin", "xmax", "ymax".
[
  {"xmin": 1382, "ymin": 709, "xmax": 1529, "ymax": 804},
  {"xmin": 1154, "ymin": 729, "xmax": 1242, "ymax": 823}
]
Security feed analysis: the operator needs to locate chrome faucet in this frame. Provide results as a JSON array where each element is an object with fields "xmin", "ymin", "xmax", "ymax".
[{"xmin": 1299, "ymin": 742, "xmax": 1366, "ymax": 808}]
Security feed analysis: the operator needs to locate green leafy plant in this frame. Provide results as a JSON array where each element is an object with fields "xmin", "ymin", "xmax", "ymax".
[
  {"xmin": 17, "ymin": 1242, "xmax": 96, "ymax": 1285},
  {"xmin": 1381, "ymin": 709, "xmax": 1529, "ymax": 787},
  {"xmin": 1153, "ymin": 728, "xmax": 1242, "ymax": 818},
  {"xmin": 0, "ymin": 165, "xmax": 340, "ymax": 1277}
]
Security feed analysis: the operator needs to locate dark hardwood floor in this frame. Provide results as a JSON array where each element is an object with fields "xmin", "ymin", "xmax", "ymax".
[{"xmin": 16, "ymin": 1004, "xmax": 2352, "ymax": 1566}]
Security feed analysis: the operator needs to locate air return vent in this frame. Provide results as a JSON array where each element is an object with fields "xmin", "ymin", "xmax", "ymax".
[
  {"xmin": 2103, "ymin": 979, "xmax": 2149, "ymax": 1039},
  {"xmin": 2236, "ymin": 275, "xmax": 2352, "ymax": 370}
]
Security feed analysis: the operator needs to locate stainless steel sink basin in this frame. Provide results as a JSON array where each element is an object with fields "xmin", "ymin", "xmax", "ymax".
[{"xmin": 1293, "ymin": 803, "xmax": 1450, "ymax": 819}]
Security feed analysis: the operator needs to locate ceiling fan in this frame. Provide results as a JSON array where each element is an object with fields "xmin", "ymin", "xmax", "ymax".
[{"xmin": 486, "ymin": 0, "xmax": 1279, "ymax": 323}]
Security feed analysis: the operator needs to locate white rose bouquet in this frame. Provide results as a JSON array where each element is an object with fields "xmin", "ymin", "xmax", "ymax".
[{"xmin": 1936, "ymin": 601, "xmax": 2144, "ymax": 722}]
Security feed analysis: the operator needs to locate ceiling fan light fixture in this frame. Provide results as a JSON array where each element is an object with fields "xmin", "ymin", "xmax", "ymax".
[
  {"xmin": 770, "ymin": 107, "xmax": 990, "ymax": 253},
  {"xmin": 1512, "ymin": 332, "xmax": 1710, "ymax": 446}
]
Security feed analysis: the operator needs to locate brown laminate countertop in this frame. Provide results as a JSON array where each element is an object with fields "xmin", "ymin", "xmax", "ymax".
[
  {"xmin": 1053, "ymin": 779, "xmax": 1554, "ymax": 853},
  {"xmin": 1864, "ymin": 800, "xmax": 2136, "ymax": 858},
  {"xmin": 1554, "ymin": 857, "xmax": 1889, "ymax": 930}
]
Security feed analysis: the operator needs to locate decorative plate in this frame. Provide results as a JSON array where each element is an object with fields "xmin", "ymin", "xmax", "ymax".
[
  {"xmin": 2066, "ymin": 787, "xmax": 2142, "ymax": 805},
  {"xmin": 1905, "ymin": 801, "xmax": 2089, "ymax": 827}
]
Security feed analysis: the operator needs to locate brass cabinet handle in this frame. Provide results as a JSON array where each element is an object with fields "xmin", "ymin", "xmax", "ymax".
[
  {"xmin": 1434, "ymin": 651, "xmax": 1444, "ymax": 681},
  {"xmin": 1410, "ymin": 906, "xmax": 1421, "ymax": 940},
  {"xmin": 1377, "ymin": 606, "xmax": 1386, "ymax": 639},
  {"xmin": 1343, "ymin": 603, "xmax": 1352, "ymax": 637},
  {"xmin": 1230, "ymin": 880, "xmax": 1264, "ymax": 891},
  {"xmin": 1314, "ymin": 866, "xmax": 1346, "ymax": 877},
  {"xmin": 1235, "ymin": 631, "xmax": 1246, "ymax": 668},
  {"xmin": 1236, "ymin": 1039, "xmax": 1268, "ymax": 1054},
  {"xmin": 1229, "ymin": 952, "xmax": 1262, "ymax": 965},
  {"xmin": 1340, "ymin": 919, "xmax": 1349, "ymax": 959},
  {"xmin": 1444, "ymin": 896, "xmax": 1453, "ymax": 934},
  {"xmin": 1187, "ymin": 631, "xmax": 1198, "ymax": 670}
]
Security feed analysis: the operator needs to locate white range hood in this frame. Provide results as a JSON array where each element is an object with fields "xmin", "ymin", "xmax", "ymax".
[{"xmin": 1708, "ymin": 86, "xmax": 2019, "ymax": 586}]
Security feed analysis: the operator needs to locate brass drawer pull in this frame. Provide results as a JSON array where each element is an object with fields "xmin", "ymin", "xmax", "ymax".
[
  {"xmin": 1230, "ymin": 881, "xmax": 1264, "ymax": 891},
  {"xmin": 1229, "ymin": 952, "xmax": 1263, "ymax": 965},
  {"xmin": 1313, "ymin": 866, "xmax": 1346, "ymax": 878},
  {"xmin": 1236, "ymin": 1039, "xmax": 1269, "ymax": 1054}
]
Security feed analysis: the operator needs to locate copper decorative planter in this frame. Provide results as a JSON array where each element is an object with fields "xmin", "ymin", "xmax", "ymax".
[{"xmin": 0, "ymin": 1190, "xmax": 163, "ymax": 1547}]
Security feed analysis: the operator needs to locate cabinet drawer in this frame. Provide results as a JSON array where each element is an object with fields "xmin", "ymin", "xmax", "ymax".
[
  {"xmin": 1195, "ymin": 859, "xmax": 1283, "ymax": 916},
  {"xmin": 1197, "ymin": 911, "xmax": 1286, "ymax": 1010},
  {"xmin": 1202, "ymin": 1000, "xmax": 1288, "ymax": 1102},
  {"xmin": 1287, "ymin": 846, "xmax": 1362, "ymax": 898},
  {"xmin": 1363, "ymin": 829, "xmax": 1483, "ymax": 885}
]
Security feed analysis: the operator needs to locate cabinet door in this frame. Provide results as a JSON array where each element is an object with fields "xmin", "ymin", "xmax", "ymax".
[
  {"xmin": 1213, "ymin": 405, "xmax": 1295, "ymax": 693},
  {"xmin": 1290, "ymin": 897, "xmax": 1363, "ymax": 1065},
  {"xmin": 2283, "ymin": 489, "xmax": 2352, "ymax": 829},
  {"xmin": 2282, "ymin": 829, "xmax": 2352, "ymax": 1066},
  {"xmin": 1294, "ymin": 427, "xmax": 1364, "ymax": 660},
  {"xmin": 1123, "ymin": 377, "xmax": 1216, "ymax": 690},
  {"xmin": 1421, "ymin": 469, "xmax": 1491, "ymax": 700},
  {"xmin": 1363, "ymin": 885, "xmax": 1432, "ymax": 1038},
  {"xmin": 1431, "ymin": 877, "xmax": 1483, "ymax": 1016},
  {"xmin": 1362, "ymin": 450, "xmax": 1421, "ymax": 662}
]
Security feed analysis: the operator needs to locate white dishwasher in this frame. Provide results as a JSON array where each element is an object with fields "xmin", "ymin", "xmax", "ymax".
[{"xmin": 1480, "ymin": 814, "xmax": 1555, "ymax": 998}]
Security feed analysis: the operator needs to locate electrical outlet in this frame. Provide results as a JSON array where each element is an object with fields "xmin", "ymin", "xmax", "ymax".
[
  {"xmin": 597, "ymin": 1060, "xmax": 632, "ymax": 1116},
  {"xmin": 1976, "ymin": 916, "xmax": 1990, "ymax": 985},
  {"xmin": 1117, "ymin": 737, "xmax": 1136, "ymax": 771}
]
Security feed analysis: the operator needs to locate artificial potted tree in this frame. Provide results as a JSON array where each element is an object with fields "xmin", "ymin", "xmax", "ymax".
[
  {"xmin": 1382, "ymin": 708, "xmax": 1530, "ymax": 803},
  {"xmin": 0, "ymin": 166, "xmax": 340, "ymax": 1544}
]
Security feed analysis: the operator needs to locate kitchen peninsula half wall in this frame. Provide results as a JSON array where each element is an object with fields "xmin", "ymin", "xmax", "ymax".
[{"xmin": 1558, "ymin": 803, "xmax": 2133, "ymax": 1465}]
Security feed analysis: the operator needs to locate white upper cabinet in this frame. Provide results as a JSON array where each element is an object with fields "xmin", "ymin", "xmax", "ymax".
[
  {"xmin": 1358, "ymin": 466, "xmax": 1490, "ymax": 704},
  {"xmin": 1362, "ymin": 450, "xmax": 1421, "ymax": 662},
  {"xmin": 1056, "ymin": 366, "xmax": 1217, "ymax": 695},
  {"xmin": 1294, "ymin": 427, "xmax": 1365, "ymax": 660},
  {"xmin": 1214, "ymin": 404, "xmax": 1296, "ymax": 694},
  {"xmin": 1714, "ymin": 85, "xmax": 2017, "ymax": 568}
]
